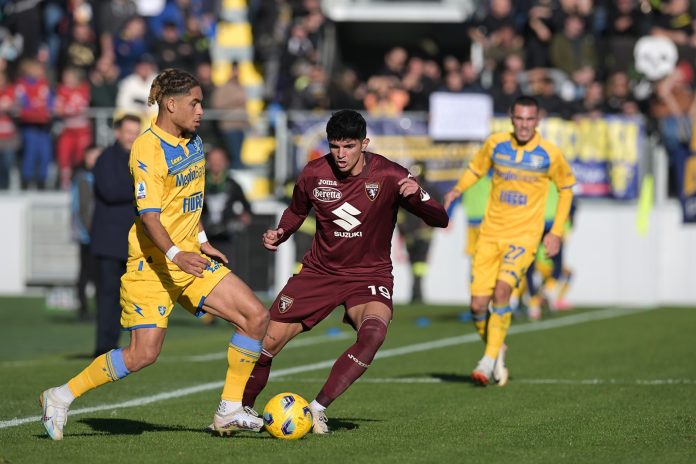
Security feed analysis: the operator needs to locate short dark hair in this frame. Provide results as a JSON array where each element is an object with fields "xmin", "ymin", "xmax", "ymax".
[
  {"xmin": 148, "ymin": 68, "xmax": 200, "ymax": 107},
  {"xmin": 326, "ymin": 109, "xmax": 367, "ymax": 141},
  {"xmin": 114, "ymin": 113, "xmax": 141, "ymax": 129},
  {"xmin": 510, "ymin": 95, "xmax": 539, "ymax": 112}
]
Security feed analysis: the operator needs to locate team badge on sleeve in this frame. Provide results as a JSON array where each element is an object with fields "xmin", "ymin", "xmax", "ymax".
[
  {"xmin": 364, "ymin": 182, "xmax": 380, "ymax": 201},
  {"xmin": 279, "ymin": 294, "xmax": 294, "ymax": 313},
  {"xmin": 136, "ymin": 181, "xmax": 147, "ymax": 199}
]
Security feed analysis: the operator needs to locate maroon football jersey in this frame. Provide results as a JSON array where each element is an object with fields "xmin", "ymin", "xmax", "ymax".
[{"xmin": 277, "ymin": 152, "xmax": 448, "ymax": 277}]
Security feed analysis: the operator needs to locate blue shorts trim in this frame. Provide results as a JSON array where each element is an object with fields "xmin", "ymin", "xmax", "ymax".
[{"xmin": 124, "ymin": 323, "xmax": 159, "ymax": 331}]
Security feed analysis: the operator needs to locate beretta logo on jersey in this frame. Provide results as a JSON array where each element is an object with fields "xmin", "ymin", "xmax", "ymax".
[
  {"xmin": 313, "ymin": 186, "xmax": 342, "ymax": 202},
  {"xmin": 278, "ymin": 294, "xmax": 294, "ymax": 313},
  {"xmin": 365, "ymin": 182, "xmax": 380, "ymax": 201}
]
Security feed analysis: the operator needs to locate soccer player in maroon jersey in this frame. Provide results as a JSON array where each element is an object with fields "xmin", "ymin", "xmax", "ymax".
[{"xmin": 242, "ymin": 109, "xmax": 448, "ymax": 434}]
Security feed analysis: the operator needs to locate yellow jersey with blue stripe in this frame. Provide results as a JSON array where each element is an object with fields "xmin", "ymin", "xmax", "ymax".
[
  {"xmin": 455, "ymin": 131, "xmax": 575, "ymax": 240},
  {"xmin": 127, "ymin": 120, "xmax": 205, "ymax": 269}
]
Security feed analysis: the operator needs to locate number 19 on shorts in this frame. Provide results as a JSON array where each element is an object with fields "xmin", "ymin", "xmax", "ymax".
[{"xmin": 368, "ymin": 285, "xmax": 391, "ymax": 300}]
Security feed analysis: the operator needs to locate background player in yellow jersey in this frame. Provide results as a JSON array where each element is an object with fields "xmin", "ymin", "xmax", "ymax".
[
  {"xmin": 39, "ymin": 69, "xmax": 269, "ymax": 440},
  {"xmin": 443, "ymin": 96, "xmax": 575, "ymax": 386}
]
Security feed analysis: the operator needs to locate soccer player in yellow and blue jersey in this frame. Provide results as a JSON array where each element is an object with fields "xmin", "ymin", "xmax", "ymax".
[
  {"xmin": 443, "ymin": 96, "xmax": 575, "ymax": 386},
  {"xmin": 39, "ymin": 69, "xmax": 269, "ymax": 440}
]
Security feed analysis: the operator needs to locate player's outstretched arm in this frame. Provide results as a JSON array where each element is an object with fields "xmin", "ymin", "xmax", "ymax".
[
  {"xmin": 398, "ymin": 177, "xmax": 449, "ymax": 228},
  {"xmin": 140, "ymin": 211, "xmax": 210, "ymax": 277},
  {"xmin": 443, "ymin": 189, "xmax": 461, "ymax": 211},
  {"xmin": 262, "ymin": 227, "xmax": 285, "ymax": 252}
]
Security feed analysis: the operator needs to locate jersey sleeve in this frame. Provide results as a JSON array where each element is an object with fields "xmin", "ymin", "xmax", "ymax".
[
  {"xmin": 400, "ymin": 175, "xmax": 449, "ymax": 228},
  {"xmin": 548, "ymin": 147, "xmax": 576, "ymax": 191},
  {"xmin": 130, "ymin": 138, "xmax": 165, "ymax": 215},
  {"xmin": 547, "ymin": 147, "xmax": 576, "ymax": 236},
  {"xmin": 276, "ymin": 169, "xmax": 312, "ymax": 242},
  {"xmin": 454, "ymin": 136, "xmax": 494, "ymax": 192}
]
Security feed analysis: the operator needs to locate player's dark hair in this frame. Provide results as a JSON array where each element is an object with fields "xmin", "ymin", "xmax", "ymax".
[
  {"xmin": 114, "ymin": 113, "xmax": 141, "ymax": 129},
  {"xmin": 510, "ymin": 95, "xmax": 539, "ymax": 113},
  {"xmin": 148, "ymin": 68, "xmax": 200, "ymax": 107},
  {"xmin": 326, "ymin": 109, "xmax": 367, "ymax": 141}
]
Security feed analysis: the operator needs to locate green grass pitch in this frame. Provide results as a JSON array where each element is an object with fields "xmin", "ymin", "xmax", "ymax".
[{"xmin": 0, "ymin": 298, "xmax": 694, "ymax": 463}]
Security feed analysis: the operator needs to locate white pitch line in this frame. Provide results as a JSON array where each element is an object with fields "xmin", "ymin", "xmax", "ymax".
[
  {"xmin": 270, "ymin": 377, "xmax": 696, "ymax": 386},
  {"xmin": 0, "ymin": 306, "xmax": 654, "ymax": 430}
]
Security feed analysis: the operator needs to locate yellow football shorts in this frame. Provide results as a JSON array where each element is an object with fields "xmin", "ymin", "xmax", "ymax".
[
  {"xmin": 120, "ymin": 259, "xmax": 230, "ymax": 330},
  {"xmin": 470, "ymin": 234, "xmax": 538, "ymax": 296}
]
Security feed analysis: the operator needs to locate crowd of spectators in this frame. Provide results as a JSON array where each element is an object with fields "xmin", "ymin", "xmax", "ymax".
[
  {"xmin": 0, "ymin": 0, "xmax": 219, "ymax": 190},
  {"xmin": 0, "ymin": 0, "xmax": 694, "ymax": 194}
]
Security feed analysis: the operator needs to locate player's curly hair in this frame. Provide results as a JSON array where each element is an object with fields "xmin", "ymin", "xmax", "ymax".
[{"xmin": 147, "ymin": 68, "xmax": 200, "ymax": 107}]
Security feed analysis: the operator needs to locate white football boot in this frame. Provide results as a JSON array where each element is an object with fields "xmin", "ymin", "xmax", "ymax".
[
  {"xmin": 211, "ymin": 405, "xmax": 264, "ymax": 436},
  {"xmin": 471, "ymin": 356, "xmax": 495, "ymax": 386},
  {"xmin": 310, "ymin": 406, "xmax": 330, "ymax": 434},
  {"xmin": 40, "ymin": 388, "xmax": 69, "ymax": 440},
  {"xmin": 493, "ymin": 344, "xmax": 509, "ymax": 386}
]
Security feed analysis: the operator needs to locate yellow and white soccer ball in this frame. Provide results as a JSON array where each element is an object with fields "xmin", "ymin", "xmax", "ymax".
[{"xmin": 262, "ymin": 392, "xmax": 313, "ymax": 440}]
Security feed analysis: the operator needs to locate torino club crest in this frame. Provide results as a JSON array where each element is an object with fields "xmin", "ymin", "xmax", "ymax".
[
  {"xmin": 278, "ymin": 294, "xmax": 294, "ymax": 313},
  {"xmin": 364, "ymin": 182, "xmax": 380, "ymax": 201}
]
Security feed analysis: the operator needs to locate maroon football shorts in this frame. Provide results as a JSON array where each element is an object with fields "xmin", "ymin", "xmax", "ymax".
[{"xmin": 269, "ymin": 270, "xmax": 394, "ymax": 330}]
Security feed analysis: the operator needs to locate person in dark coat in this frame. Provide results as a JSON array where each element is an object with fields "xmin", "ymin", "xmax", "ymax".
[{"xmin": 90, "ymin": 114, "xmax": 141, "ymax": 357}]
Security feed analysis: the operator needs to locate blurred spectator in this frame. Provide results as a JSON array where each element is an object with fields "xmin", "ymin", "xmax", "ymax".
[
  {"xmin": 211, "ymin": 61, "xmax": 249, "ymax": 169},
  {"xmin": 194, "ymin": 61, "xmax": 222, "ymax": 151},
  {"xmin": 604, "ymin": 0, "xmax": 650, "ymax": 73},
  {"xmin": 572, "ymin": 80, "xmax": 605, "ymax": 118},
  {"xmin": 89, "ymin": 55, "xmax": 120, "ymax": 108},
  {"xmin": 116, "ymin": 55, "xmax": 157, "ymax": 118},
  {"xmin": 377, "ymin": 46, "xmax": 408, "ymax": 79},
  {"xmin": 363, "ymin": 75, "xmax": 409, "ymax": 116},
  {"xmin": 461, "ymin": 61, "xmax": 485, "ymax": 93},
  {"xmin": 524, "ymin": 0, "xmax": 557, "ymax": 69},
  {"xmin": 402, "ymin": 56, "xmax": 433, "ymax": 112},
  {"xmin": 113, "ymin": 16, "xmax": 149, "ymax": 79},
  {"xmin": 651, "ymin": 0, "xmax": 693, "ymax": 47},
  {"xmin": 90, "ymin": 114, "xmax": 140, "ymax": 357},
  {"xmin": 650, "ymin": 62, "xmax": 695, "ymax": 197},
  {"xmin": 152, "ymin": 20, "xmax": 195, "ymax": 73},
  {"xmin": 0, "ymin": 69, "xmax": 19, "ymax": 190},
  {"xmin": 71, "ymin": 145, "xmax": 102, "ymax": 322},
  {"xmin": 528, "ymin": 70, "xmax": 565, "ymax": 117},
  {"xmin": 291, "ymin": 63, "xmax": 329, "ymax": 110},
  {"xmin": 15, "ymin": 58, "xmax": 53, "ymax": 190},
  {"xmin": 549, "ymin": 14, "xmax": 598, "ymax": 91},
  {"xmin": 55, "ymin": 67, "xmax": 92, "ymax": 190},
  {"xmin": 603, "ymin": 71, "xmax": 640, "ymax": 115},
  {"xmin": 183, "ymin": 15, "xmax": 212, "ymax": 68},
  {"xmin": 57, "ymin": 22, "xmax": 97, "ymax": 77},
  {"xmin": 149, "ymin": 0, "xmax": 201, "ymax": 39},
  {"xmin": 491, "ymin": 68, "xmax": 522, "ymax": 114},
  {"xmin": 93, "ymin": 0, "xmax": 138, "ymax": 61},
  {"xmin": 3, "ymin": 0, "xmax": 44, "ymax": 60},
  {"xmin": 202, "ymin": 146, "xmax": 253, "ymax": 241},
  {"xmin": 328, "ymin": 67, "xmax": 365, "ymax": 110}
]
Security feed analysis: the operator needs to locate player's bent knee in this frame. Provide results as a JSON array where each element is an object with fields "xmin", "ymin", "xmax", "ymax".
[{"xmin": 357, "ymin": 318, "xmax": 388, "ymax": 361}]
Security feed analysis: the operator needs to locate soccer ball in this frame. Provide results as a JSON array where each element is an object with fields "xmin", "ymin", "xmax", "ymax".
[{"xmin": 262, "ymin": 392, "xmax": 313, "ymax": 440}]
